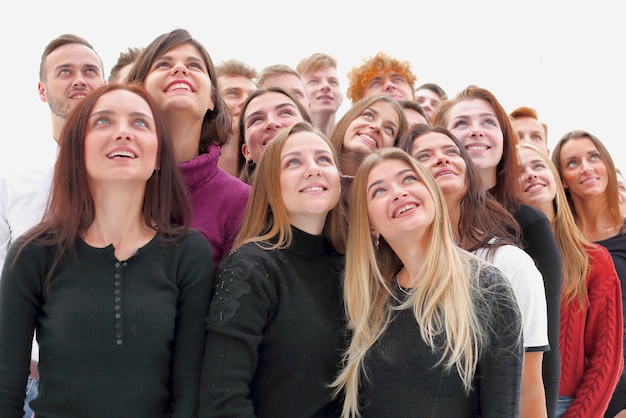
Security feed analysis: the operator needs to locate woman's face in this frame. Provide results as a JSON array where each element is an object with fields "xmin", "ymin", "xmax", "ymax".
[
  {"xmin": 280, "ymin": 131, "xmax": 341, "ymax": 234},
  {"xmin": 366, "ymin": 159, "xmax": 435, "ymax": 246},
  {"xmin": 342, "ymin": 100, "xmax": 401, "ymax": 154},
  {"xmin": 84, "ymin": 89, "xmax": 158, "ymax": 186},
  {"xmin": 411, "ymin": 132, "xmax": 467, "ymax": 203},
  {"xmin": 242, "ymin": 92, "xmax": 305, "ymax": 164},
  {"xmin": 143, "ymin": 43, "xmax": 214, "ymax": 119},
  {"xmin": 517, "ymin": 147, "xmax": 557, "ymax": 207},
  {"xmin": 558, "ymin": 137, "xmax": 609, "ymax": 200},
  {"xmin": 445, "ymin": 98, "xmax": 503, "ymax": 179}
]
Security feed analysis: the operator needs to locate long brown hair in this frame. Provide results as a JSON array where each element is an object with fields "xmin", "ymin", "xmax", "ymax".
[
  {"xmin": 551, "ymin": 129, "xmax": 624, "ymax": 230},
  {"xmin": 127, "ymin": 28, "xmax": 230, "ymax": 151},
  {"xmin": 13, "ymin": 84, "xmax": 191, "ymax": 282},
  {"xmin": 401, "ymin": 124, "xmax": 521, "ymax": 256},
  {"xmin": 432, "ymin": 85, "xmax": 520, "ymax": 211},
  {"xmin": 236, "ymin": 86, "xmax": 312, "ymax": 183}
]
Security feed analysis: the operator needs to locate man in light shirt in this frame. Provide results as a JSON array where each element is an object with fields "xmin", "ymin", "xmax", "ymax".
[{"xmin": 0, "ymin": 33, "xmax": 105, "ymax": 417}]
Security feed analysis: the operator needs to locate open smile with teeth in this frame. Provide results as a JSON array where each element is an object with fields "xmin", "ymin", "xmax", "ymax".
[
  {"xmin": 525, "ymin": 183, "xmax": 544, "ymax": 192},
  {"xmin": 107, "ymin": 151, "xmax": 137, "ymax": 159},
  {"xmin": 581, "ymin": 177, "xmax": 598, "ymax": 185},
  {"xmin": 301, "ymin": 186, "xmax": 326, "ymax": 193},
  {"xmin": 359, "ymin": 133, "xmax": 378, "ymax": 149},
  {"xmin": 435, "ymin": 170, "xmax": 455, "ymax": 178},
  {"xmin": 166, "ymin": 83, "xmax": 192, "ymax": 92},
  {"xmin": 466, "ymin": 145, "xmax": 490, "ymax": 151},
  {"xmin": 394, "ymin": 203, "xmax": 416, "ymax": 217}
]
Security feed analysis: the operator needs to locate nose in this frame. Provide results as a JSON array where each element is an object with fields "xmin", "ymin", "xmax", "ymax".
[
  {"xmin": 170, "ymin": 62, "xmax": 189, "ymax": 76},
  {"xmin": 383, "ymin": 79, "xmax": 396, "ymax": 92},
  {"xmin": 469, "ymin": 123, "xmax": 484, "ymax": 137},
  {"xmin": 391, "ymin": 183, "xmax": 408, "ymax": 200},
  {"xmin": 264, "ymin": 114, "xmax": 282, "ymax": 130},
  {"xmin": 115, "ymin": 123, "xmax": 132, "ymax": 141},
  {"xmin": 305, "ymin": 160, "xmax": 322, "ymax": 177},
  {"xmin": 434, "ymin": 152, "xmax": 450, "ymax": 166}
]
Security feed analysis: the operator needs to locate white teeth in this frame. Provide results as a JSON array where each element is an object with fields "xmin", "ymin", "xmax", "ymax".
[
  {"xmin": 581, "ymin": 178, "xmax": 597, "ymax": 185},
  {"xmin": 107, "ymin": 151, "xmax": 136, "ymax": 159},
  {"xmin": 395, "ymin": 203, "xmax": 416, "ymax": 217},
  {"xmin": 301, "ymin": 186, "xmax": 324, "ymax": 192},
  {"xmin": 359, "ymin": 134, "xmax": 377, "ymax": 148},
  {"xmin": 72, "ymin": 95, "xmax": 86, "ymax": 99},
  {"xmin": 166, "ymin": 83, "xmax": 191, "ymax": 92},
  {"xmin": 526, "ymin": 184, "xmax": 543, "ymax": 192},
  {"xmin": 436, "ymin": 171, "xmax": 454, "ymax": 178},
  {"xmin": 466, "ymin": 145, "xmax": 488, "ymax": 150}
]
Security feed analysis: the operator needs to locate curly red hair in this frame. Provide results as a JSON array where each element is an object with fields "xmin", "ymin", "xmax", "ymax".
[{"xmin": 347, "ymin": 51, "xmax": 417, "ymax": 102}]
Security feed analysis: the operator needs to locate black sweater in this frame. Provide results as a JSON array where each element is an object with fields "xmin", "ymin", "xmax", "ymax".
[{"xmin": 199, "ymin": 227, "xmax": 346, "ymax": 418}]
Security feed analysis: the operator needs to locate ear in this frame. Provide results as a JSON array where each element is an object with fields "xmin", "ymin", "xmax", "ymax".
[
  {"xmin": 370, "ymin": 225, "xmax": 379, "ymax": 239},
  {"xmin": 561, "ymin": 178, "xmax": 568, "ymax": 190},
  {"xmin": 38, "ymin": 81, "xmax": 47, "ymax": 103},
  {"xmin": 241, "ymin": 142, "xmax": 252, "ymax": 164}
]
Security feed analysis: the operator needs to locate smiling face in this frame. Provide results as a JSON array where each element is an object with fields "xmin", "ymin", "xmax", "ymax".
[
  {"xmin": 411, "ymin": 132, "xmax": 467, "ymax": 204},
  {"xmin": 143, "ymin": 43, "xmax": 214, "ymax": 118},
  {"xmin": 366, "ymin": 159, "xmax": 435, "ymax": 246},
  {"xmin": 84, "ymin": 89, "xmax": 158, "ymax": 186},
  {"xmin": 343, "ymin": 100, "xmax": 401, "ymax": 154},
  {"xmin": 517, "ymin": 146, "xmax": 557, "ymax": 208},
  {"xmin": 39, "ymin": 43, "xmax": 105, "ymax": 120},
  {"xmin": 280, "ymin": 131, "xmax": 341, "ymax": 234},
  {"xmin": 241, "ymin": 91, "xmax": 306, "ymax": 164},
  {"xmin": 445, "ymin": 98, "xmax": 503, "ymax": 188},
  {"xmin": 558, "ymin": 137, "xmax": 609, "ymax": 200}
]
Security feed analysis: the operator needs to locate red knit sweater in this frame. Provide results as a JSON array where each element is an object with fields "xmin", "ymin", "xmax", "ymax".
[{"xmin": 559, "ymin": 244, "xmax": 624, "ymax": 418}]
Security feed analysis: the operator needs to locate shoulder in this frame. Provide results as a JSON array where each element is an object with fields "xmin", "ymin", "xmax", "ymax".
[
  {"xmin": 513, "ymin": 203, "xmax": 550, "ymax": 226},
  {"xmin": 216, "ymin": 242, "xmax": 278, "ymax": 273}
]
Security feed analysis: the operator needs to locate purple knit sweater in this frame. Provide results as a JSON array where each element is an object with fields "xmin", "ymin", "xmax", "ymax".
[{"xmin": 178, "ymin": 143, "xmax": 251, "ymax": 269}]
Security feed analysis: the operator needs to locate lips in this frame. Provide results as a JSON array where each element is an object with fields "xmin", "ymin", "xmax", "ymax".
[
  {"xmin": 165, "ymin": 81, "xmax": 194, "ymax": 92},
  {"xmin": 392, "ymin": 202, "xmax": 417, "ymax": 218},
  {"xmin": 358, "ymin": 133, "xmax": 378, "ymax": 149},
  {"xmin": 524, "ymin": 182, "xmax": 544, "ymax": 193}
]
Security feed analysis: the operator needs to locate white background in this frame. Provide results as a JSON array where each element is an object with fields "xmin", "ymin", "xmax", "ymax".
[{"xmin": 1, "ymin": 0, "xmax": 624, "ymax": 175}]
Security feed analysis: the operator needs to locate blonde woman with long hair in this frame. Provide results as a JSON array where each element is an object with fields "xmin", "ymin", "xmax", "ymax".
[
  {"xmin": 518, "ymin": 143, "xmax": 623, "ymax": 418},
  {"xmin": 332, "ymin": 147, "xmax": 523, "ymax": 417}
]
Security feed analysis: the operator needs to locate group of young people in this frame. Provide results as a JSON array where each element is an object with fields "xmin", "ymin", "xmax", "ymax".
[{"xmin": 0, "ymin": 27, "xmax": 623, "ymax": 418}]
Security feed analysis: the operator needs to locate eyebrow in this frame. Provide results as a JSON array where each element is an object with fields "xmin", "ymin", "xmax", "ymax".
[
  {"xmin": 246, "ymin": 102, "xmax": 298, "ymax": 121},
  {"xmin": 281, "ymin": 149, "xmax": 332, "ymax": 162},
  {"xmin": 367, "ymin": 168, "xmax": 414, "ymax": 192},
  {"xmin": 91, "ymin": 110, "xmax": 153, "ymax": 120}
]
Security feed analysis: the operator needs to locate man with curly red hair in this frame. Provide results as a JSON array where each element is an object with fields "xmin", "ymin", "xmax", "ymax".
[{"xmin": 346, "ymin": 51, "xmax": 417, "ymax": 103}]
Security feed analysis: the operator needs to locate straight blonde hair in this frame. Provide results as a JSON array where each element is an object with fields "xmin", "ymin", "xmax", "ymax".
[{"xmin": 333, "ymin": 147, "xmax": 497, "ymax": 417}]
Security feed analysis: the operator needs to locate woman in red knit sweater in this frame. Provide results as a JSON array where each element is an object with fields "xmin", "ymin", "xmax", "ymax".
[{"xmin": 517, "ymin": 143, "xmax": 623, "ymax": 418}]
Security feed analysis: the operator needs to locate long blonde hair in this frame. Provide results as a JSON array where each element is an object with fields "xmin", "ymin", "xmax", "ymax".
[
  {"xmin": 517, "ymin": 143, "xmax": 590, "ymax": 308},
  {"xmin": 233, "ymin": 121, "xmax": 346, "ymax": 254},
  {"xmin": 333, "ymin": 147, "xmax": 494, "ymax": 417}
]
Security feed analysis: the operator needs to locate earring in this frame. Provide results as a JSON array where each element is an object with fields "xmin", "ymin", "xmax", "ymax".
[
  {"xmin": 373, "ymin": 235, "xmax": 380, "ymax": 251},
  {"xmin": 247, "ymin": 159, "xmax": 255, "ymax": 167}
]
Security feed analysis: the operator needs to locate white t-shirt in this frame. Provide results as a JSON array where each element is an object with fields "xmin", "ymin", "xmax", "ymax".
[
  {"xmin": 474, "ymin": 242, "xmax": 549, "ymax": 351},
  {"xmin": 0, "ymin": 141, "xmax": 58, "ymax": 363}
]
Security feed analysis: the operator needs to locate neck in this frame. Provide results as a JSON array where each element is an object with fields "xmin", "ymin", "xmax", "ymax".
[
  {"xmin": 165, "ymin": 110, "xmax": 203, "ymax": 163},
  {"xmin": 311, "ymin": 112, "xmax": 335, "ymax": 137}
]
